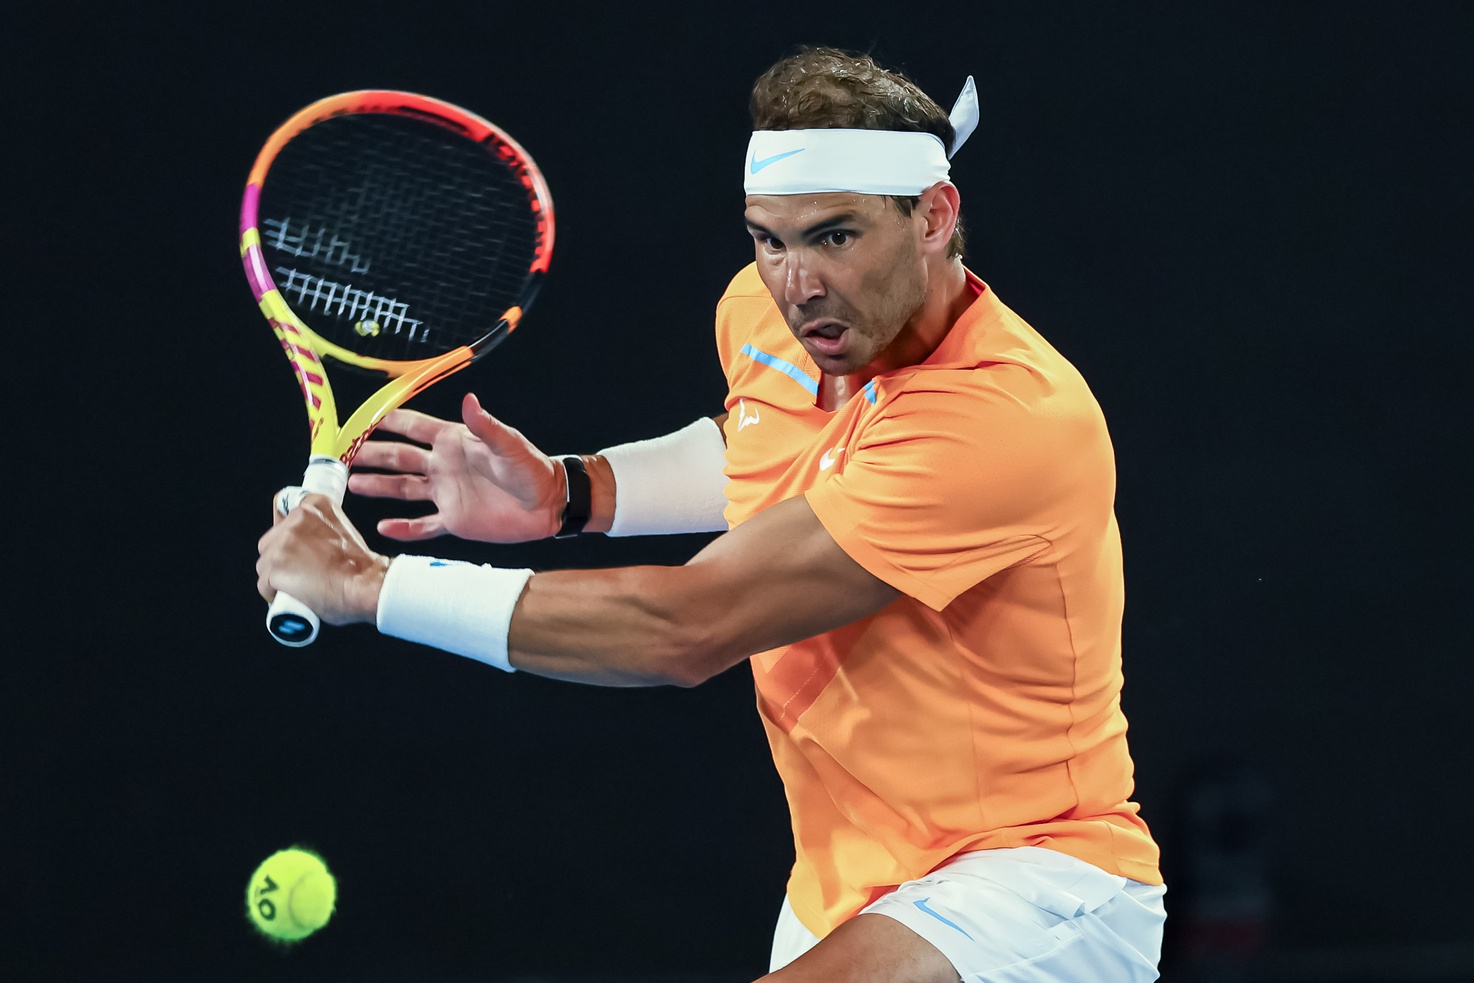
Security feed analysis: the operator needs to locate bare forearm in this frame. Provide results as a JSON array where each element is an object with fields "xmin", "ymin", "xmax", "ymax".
[{"xmin": 507, "ymin": 565, "xmax": 733, "ymax": 687}]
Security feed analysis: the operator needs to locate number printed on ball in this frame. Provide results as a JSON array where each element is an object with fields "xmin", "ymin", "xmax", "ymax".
[{"xmin": 254, "ymin": 873, "xmax": 280, "ymax": 920}]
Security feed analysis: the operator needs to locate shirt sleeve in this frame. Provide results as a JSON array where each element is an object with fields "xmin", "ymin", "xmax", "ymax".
[{"xmin": 804, "ymin": 371, "xmax": 1112, "ymax": 610}]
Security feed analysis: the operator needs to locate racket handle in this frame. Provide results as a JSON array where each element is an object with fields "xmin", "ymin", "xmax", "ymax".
[
  {"xmin": 267, "ymin": 592, "xmax": 322, "ymax": 647},
  {"xmin": 267, "ymin": 457, "xmax": 350, "ymax": 647}
]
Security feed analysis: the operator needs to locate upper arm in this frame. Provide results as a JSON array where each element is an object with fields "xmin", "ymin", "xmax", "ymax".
[{"xmin": 804, "ymin": 381, "xmax": 1112, "ymax": 611}]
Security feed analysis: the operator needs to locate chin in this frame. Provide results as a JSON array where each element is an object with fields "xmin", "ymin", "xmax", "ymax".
[
  {"xmin": 801, "ymin": 343, "xmax": 849, "ymax": 372},
  {"xmin": 817, "ymin": 353, "xmax": 867, "ymax": 376}
]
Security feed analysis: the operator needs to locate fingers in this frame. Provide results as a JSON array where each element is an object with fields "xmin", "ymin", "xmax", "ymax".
[
  {"xmin": 256, "ymin": 495, "xmax": 388, "ymax": 626},
  {"xmin": 351, "ymin": 438, "xmax": 433, "ymax": 475},
  {"xmin": 375, "ymin": 515, "xmax": 447, "ymax": 542},
  {"xmin": 371, "ymin": 407, "xmax": 453, "ymax": 444},
  {"xmin": 257, "ymin": 519, "xmax": 284, "ymax": 600},
  {"xmin": 348, "ymin": 471, "xmax": 432, "ymax": 501}
]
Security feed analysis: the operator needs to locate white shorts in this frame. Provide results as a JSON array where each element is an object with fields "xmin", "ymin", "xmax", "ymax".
[{"xmin": 769, "ymin": 847, "xmax": 1166, "ymax": 981}]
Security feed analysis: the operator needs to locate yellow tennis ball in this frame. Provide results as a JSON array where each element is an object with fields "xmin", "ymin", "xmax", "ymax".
[{"xmin": 246, "ymin": 847, "xmax": 337, "ymax": 943}]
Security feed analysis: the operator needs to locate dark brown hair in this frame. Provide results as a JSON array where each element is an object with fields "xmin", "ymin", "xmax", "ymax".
[{"xmin": 749, "ymin": 47, "xmax": 966, "ymax": 258}]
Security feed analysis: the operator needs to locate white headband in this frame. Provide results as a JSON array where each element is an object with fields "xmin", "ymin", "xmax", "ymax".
[{"xmin": 744, "ymin": 75, "xmax": 979, "ymax": 196}]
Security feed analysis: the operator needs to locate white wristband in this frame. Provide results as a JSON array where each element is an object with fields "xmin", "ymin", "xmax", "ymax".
[
  {"xmin": 598, "ymin": 417, "xmax": 729, "ymax": 537},
  {"xmin": 375, "ymin": 555, "xmax": 533, "ymax": 672}
]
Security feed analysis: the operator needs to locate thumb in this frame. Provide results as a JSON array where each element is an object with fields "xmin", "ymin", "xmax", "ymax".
[
  {"xmin": 461, "ymin": 391, "xmax": 498, "ymax": 439},
  {"xmin": 461, "ymin": 392, "xmax": 531, "ymax": 457}
]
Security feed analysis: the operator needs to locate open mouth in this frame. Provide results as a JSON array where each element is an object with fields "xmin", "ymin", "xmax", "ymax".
[{"xmin": 800, "ymin": 320, "xmax": 849, "ymax": 356}]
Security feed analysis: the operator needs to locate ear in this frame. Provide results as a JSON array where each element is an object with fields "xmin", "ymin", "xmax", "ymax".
[{"xmin": 917, "ymin": 182, "xmax": 961, "ymax": 256}]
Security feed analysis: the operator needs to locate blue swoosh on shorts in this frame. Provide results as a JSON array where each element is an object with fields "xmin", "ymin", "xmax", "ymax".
[
  {"xmin": 749, "ymin": 148, "xmax": 806, "ymax": 173},
  {"xmin": 913, "ymin": 897, "xmax": 974, "ymax": 940}
]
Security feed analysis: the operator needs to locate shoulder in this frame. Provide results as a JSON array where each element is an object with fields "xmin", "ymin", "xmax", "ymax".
[
  {"xmin": 854, "ymin": 345, "xmax": 1112, "ymax": 507},
  {"xmin": 716, "ymin": 263, "xmax": 773, "ymax": 322},
  {"xmin": 715, "ymin": 263, "xmax": 786, "ymax": 371},
  {"xmin": 881, "ymin": 284, "xmax": 1105, "ymax": 442},
  {"xmin": 718, "ymin": 262, "xmax": 769, "ymax": 301},
  {"xmin": 882, "ymin": 361, "xmax": 1107, "ymax": 453}
]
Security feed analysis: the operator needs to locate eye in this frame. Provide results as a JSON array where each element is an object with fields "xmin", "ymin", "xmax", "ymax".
[{"xmin": 820, "ymin": 230, "xmax": 852, "ymax": 247}]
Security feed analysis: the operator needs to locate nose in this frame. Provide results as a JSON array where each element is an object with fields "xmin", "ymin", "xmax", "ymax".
[{"xmin": 782, "ymin": 251, "xmax": 825, "ymax": 308}]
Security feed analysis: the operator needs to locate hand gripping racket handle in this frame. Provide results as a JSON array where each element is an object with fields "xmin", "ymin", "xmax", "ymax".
[{"xmin": 267, "ymin": 457, "xmax": 350, "ymax": 647}]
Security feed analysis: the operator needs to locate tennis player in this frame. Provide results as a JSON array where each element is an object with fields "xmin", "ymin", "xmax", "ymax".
[{"xmin": 258, "ymin": 47, "xmax": 1166, "ymax": 981}]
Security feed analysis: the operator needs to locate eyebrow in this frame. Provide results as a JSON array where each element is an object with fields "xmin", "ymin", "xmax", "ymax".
[{"xmin": 745, "ymin": 212, "xmax": 865, "ymax": 241}]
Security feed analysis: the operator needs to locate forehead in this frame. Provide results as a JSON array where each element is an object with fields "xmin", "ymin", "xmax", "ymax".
[{"xmin": 743, "ymin": 192, "xmax": 891, "ymax": 229}]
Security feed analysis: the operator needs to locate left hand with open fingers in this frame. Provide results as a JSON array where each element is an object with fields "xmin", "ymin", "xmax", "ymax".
[
  {"xmin": 347, "ymin": 393, "xmax": 564, "ymax": 544},
  {"xmin": 257, "ymin": 492, "xmax": 392, "ymax": 626}
]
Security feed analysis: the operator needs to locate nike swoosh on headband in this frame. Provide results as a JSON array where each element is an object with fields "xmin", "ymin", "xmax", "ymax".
[{"xmin": 750, "ymin": 148, "xmax": 807, "ymax": 173}]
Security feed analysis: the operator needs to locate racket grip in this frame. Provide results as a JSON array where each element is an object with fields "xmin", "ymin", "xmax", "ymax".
[{"xmin": 267, "ymin": 457, "xmax": 350, "ymax": 647}]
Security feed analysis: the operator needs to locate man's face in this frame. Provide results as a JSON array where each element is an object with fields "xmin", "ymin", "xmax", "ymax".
[{"xmin": 744, "ymin": 193, "xmax": 928, "ymax": 377}]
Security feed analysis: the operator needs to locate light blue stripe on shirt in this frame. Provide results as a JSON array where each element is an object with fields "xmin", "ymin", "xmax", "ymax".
[{"xmin": 739, "ymin": 343, "xmax": 819, "ymax": 396}]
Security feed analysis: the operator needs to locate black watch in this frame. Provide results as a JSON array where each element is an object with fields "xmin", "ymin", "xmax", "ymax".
[{"xmin": 554, "ymin": 456, "xmax": 591, "ymax": 538}]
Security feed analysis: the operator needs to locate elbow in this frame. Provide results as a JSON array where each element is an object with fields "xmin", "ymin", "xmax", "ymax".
[
  {"xmin": 617, "ymin": 568, "xmax": 752, "ymax": 688},
  {"xmin": 662, "ymin": 668, "xmax": 710, "ymax": 690},
  {"xmin": 642, "ymin": 620, "xmax": 744, "ymax": 689},
  {"xmin": 665, "ymin": 652, "xmax": 729, "ymax": 689}
]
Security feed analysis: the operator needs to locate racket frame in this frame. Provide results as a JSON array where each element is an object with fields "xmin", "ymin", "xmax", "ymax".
[
  {"xmin": 240, "ymin": 89, "xmax": 554, "ymax": 469},
  {"xmin": 240, "ymin": 90, "xmax": 554, "ymax": 645}
]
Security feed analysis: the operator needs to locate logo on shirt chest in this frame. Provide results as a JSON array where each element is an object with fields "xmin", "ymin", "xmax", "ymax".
[{"xmin": 819, "ymin": 446, "xmax": 845, "ymax": 471}]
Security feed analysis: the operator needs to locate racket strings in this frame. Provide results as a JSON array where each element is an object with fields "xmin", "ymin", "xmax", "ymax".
[{"xmin": 258, "ymin": 113, "xmax": 542, "ymax": 363}]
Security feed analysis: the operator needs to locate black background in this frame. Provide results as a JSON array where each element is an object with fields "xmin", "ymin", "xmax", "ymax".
[{"xmin": 9, "ymin": 3, "xmax": 1472, "ymax": 980}]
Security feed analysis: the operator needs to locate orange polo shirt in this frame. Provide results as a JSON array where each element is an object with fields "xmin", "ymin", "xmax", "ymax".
[{"xmin": 715, "ymin": 263, "xmax": 1160, "ymax": 939}]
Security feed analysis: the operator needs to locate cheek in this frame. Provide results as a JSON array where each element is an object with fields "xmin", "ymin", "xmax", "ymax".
[{"xmin": 858, "ymin": 260, "xmax": 920, "ymax": 320}]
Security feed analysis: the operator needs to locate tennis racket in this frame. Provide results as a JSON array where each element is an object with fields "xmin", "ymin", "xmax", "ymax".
[{"xmin": 240, "ymin": 90, "xmax": 554, "ymax": 646}]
